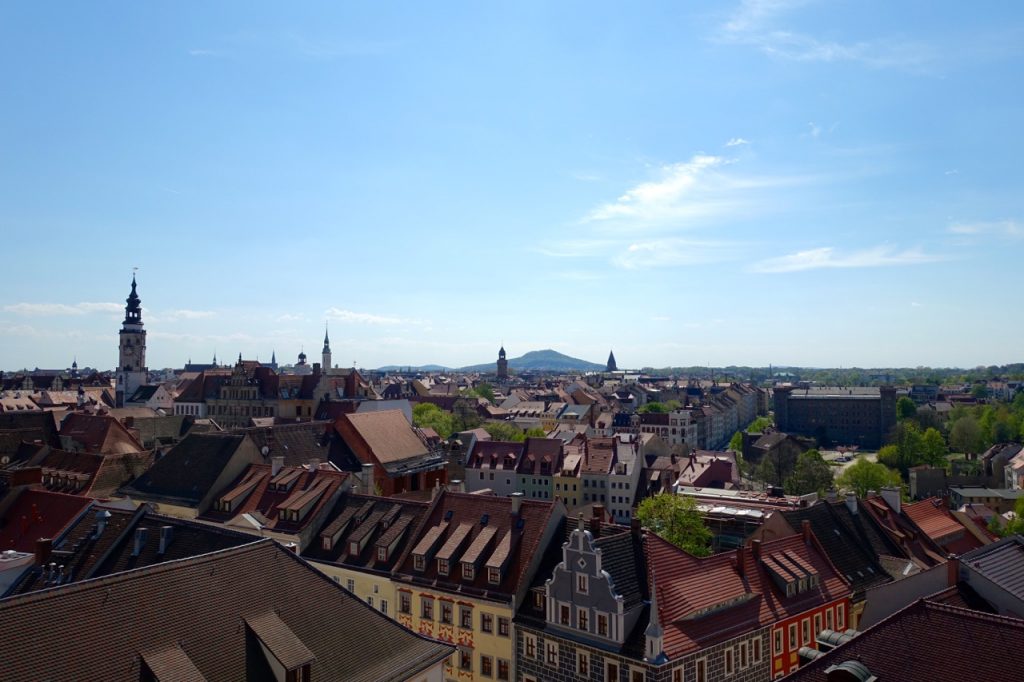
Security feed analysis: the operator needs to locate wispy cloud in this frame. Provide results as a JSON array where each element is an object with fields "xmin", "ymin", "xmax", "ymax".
[
  {"xmin": 751, "ymin": 245, "xmax": 945, "ymax": 273},
  {"xmin": 2, "ymin": 302, "xmax": 122, "ymax": 316},
  {"xmin": 718, "ymin": 0, "xmax": 936, "ymax": 71},
  {"xmin": 188, "ymin": 48, "xmax": 221, "ymax": 57},
  {"xmin": 807, "ymin": 122, "xmax": 822, "ymax": 138},
  {"xmin": 612, "ymin": 238, "xmax": 739, "ymax": 270},
  {"xmin": 325, "ymin": 307, "xmax": 424, "ymax": 326},
  {"xmin": 537, "ymin": 239, "xmax": 620, "ymax": 258},
  {"xmin": 726, "ymin": 137, "xmax": 750, "ymax": 147},
  {"xmin": 948, "ymin": 220, "xmax": 1021, "ymax": 238}
]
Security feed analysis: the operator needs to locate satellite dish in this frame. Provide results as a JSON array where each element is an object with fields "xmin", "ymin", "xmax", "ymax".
[{"xmin": 261, "ymin": 446, "xmax": 270, "ymax": 456}]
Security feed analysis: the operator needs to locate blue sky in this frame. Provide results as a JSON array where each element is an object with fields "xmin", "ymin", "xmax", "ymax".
[{"xmin": 1, "ymin": 1, "xmax": 1022, "ymax": 371}]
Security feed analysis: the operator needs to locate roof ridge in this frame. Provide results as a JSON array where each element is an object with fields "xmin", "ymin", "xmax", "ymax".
[{"xmin": 921, "ymin": 596, "xmax": 1024, "ymax": 626}]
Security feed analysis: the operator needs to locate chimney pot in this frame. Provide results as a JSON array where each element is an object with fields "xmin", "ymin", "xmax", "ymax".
[
  {"xmin": 801, "ymin": 519, "xmax": 813, "ymax": 544},
  {"xmin": 947, "ymin": 554, "xmax": 960, "ymax": 587},
  {"xmin": 751, "ymin": 538, "xmax": 762, "ymax": 562},
  {"xmin": 158, "ymin": 526, "xmax": 174, "ymax": 555},
  {"xmin": 510, "ymin": 491, "xmax": 524, "ymax": 516},
  {"xmin": 736, "ymin": 543, "xmax": 747, "ymax": 577},
  {"xmin": 845, "ymin": 492, "xmax": 858, "ymax": 515},
  {"xmin": 631, "ymin": 516, "xmax": 642, "ymax": 535},
  {"xmin": 132, "ymin": 527, "xmax": 148, "ymax": 556}
]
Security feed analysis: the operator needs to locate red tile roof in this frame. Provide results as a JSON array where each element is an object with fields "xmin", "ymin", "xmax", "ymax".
[
  {"xmin": 903, "ymin": 497, "xmax": 984, "ymax": 555},
  {"xmin": 335, "ymin": 410, "xmax": 429, "ymax": 465},
  {"xmin": 0, "ymin": 489, "xmax": 91, "ymax": 552},
  {"xmin": 645, "ymin": 532, "xmax": 850, "ymax": 658}
]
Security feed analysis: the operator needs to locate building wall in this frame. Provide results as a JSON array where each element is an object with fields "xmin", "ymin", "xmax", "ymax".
[
  {"xmin": 768, "ymin": 598, "xmax": 850, "ymax": 679},
  {"xmin": 773, "ymin": 388, "xmax": 895, "ymax": 449},
  {"xmin": 308, "ymin": 561, "xmax": 397, "ymax": 620},
  {"xmin": 516, "ymin": 623, "xmax": 770, "ymax": 682},
  {"xmin": 554, "ymin": 474, "xmax": 581, "ymax": 508},
  {"xmin": 517, "ymin": 473, "xmax": 554, "ymax": 501}
]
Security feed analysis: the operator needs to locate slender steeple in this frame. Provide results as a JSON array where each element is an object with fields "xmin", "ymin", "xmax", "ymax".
[
  {"xmin": 322, "ymin": 323, "xmax": 332, "ymax": 370},
  {"xmin": 123, "ymin": 274, "xmax": 143, "ymax": 326},
  {"xmin": 606, "ymin": 350, "xmax": 617, "ymax": 372},
  {"xmin": 496, "ymin": 344, "xmax": 508, "ymax": 381},
  {"xmin": 644, "ymin": 571, "xmax": 666, "ymax": 664}
]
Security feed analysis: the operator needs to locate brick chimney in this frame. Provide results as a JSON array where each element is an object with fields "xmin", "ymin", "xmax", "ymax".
[
  {"xmin": 802, "ymin": 519, "xmax": 813, "ymax": 545},
  {"xmin": 631, "ymin": 516, "xmax": 643, "ymax": 536},
  {"xmin": 271, "ymin": 456, "xmax": 284, "ymax": 477},
  {"xmin": 590, "ymin": 504, "xmax": 604, "ymax": 536},
  {"xmin": 736, "ymin": 543, "xmax": 747, "ymax": 577},
  {"xmin": 947, "ymin": 554, "xmax": 960, "ymax": 587},
  {"xmin": 35, "ymin": 538, "xmax": 52, "ymax": 566},
  {"xmin": 751, "ymin": 538, "xmax": 762, "ymax": 562}
]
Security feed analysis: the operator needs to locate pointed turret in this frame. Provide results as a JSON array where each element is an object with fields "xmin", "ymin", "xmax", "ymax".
[
  {"xmin": 606, "ymin": 350, "xmax": 617, "ymax": 372},
  {"xmin": 322, "ymin": 323, "xmax": 332, "ymax": 370},
  {"xmin": 644, "ymin": 571, "xmax": 667, "ymax": 664}
]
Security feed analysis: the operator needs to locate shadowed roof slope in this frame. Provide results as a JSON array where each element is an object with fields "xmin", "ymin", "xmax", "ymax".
[
  {"xmin": 0, "ymin": 540, "xmax": 453, "ymax": 681},
  {"xmin": 336, "ymin": 410, "xmax": 429, "ymax": 464}
]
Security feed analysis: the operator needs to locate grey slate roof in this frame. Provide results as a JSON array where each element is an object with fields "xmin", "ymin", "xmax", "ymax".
[
  {"xmin": 961, "ymin": 534, "xmax": 1024, "ymax": 603},
  {"xmin": 120, "ymin": 433, "xmax": 252, "ymax": 506}
]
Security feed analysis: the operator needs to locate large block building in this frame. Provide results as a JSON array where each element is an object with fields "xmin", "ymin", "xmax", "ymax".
[{"xmin": 773, "ymin": 386, "xmax": 896, "ymax": 449}]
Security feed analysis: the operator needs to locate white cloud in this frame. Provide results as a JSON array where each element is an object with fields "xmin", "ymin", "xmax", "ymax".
[
  {"xmin": 948, "ymin": 220, "xmax": 1021, "ymax": 237},
  {"xmin": 537, "ymin": 239, "xmax": 620, "ymax": 258},
  {"xmin": 188, "ymin": 48, "xmax": 221, "ymax": 57},
  {"xmin": 584, "ymin": 155, "xmax": 733, "ymax": 226},
  {"xmin": 751, "ymin": 245, "xmax": 944, "ymax": 273},
  {"xmin": 2, "ymin": 302, "xmax": 122, "ymax": 316},
  {"xmin": 719, "ymin": 0, "xmax": 935, "ymax": 71},
  {"xmin": 612, "ymin": 239, "xmax": 738, "ymax": 270},
  {"xmin": 325, "ymin": 307, "xmax": 424, "ymax": 326},
  {"xmin": 726, "ymin": 137, "xmax": 750, "ymax": 146}
]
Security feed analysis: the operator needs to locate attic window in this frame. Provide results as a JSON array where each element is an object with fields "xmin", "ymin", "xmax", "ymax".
[
  {"xmin": 488, "ymin": 566, "xmax": 501, "ymax": 585},
  {"xmin": 377, "ymin": 546, "xmax": 388, "ymax": 562},
  {"xmin": 463, "ymin": 563, "xmax": 475, "ymax": 581},
  {"xmin": 438, "ymin": 558, "xmax": 450, "ymax": 576},
  {"xmin": 414, "ymin": 554, "xmax": 426, "ymax": 572}
]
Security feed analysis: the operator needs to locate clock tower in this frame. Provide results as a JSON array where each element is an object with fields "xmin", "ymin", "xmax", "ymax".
[{"xmin": 115, "ymin": 274, "xmax": 148, "ymax": 407}]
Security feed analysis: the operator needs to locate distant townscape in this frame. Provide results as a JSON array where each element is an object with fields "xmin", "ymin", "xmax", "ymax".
[{"xmin": 2, "ymin": 276, "xmax": 1023, "ymax": 681}]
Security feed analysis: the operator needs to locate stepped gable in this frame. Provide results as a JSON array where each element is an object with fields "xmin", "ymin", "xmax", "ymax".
[{"xmin": 0, "ymin": 540, "xmax": 453, "ymax": 681}]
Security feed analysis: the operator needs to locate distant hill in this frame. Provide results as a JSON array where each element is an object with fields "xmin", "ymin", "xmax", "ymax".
[
  {"xmin": 460, "ymin": 349, "xmax": 605, "ymax": 373},
  {"xmin": 375, "ymin": 364, "xmax": 452, "ymax": 372}
]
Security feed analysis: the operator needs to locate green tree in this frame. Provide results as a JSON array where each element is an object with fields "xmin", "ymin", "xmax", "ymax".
[
  {"xmin": 635, "ymin": 494, "xmax": 712, "ymax": 557},
  {"xmin": 896, "ymin": 396, "xmax": 918, "ymax": 421},
  {"xmin": 920, "ymin": 427, "xmax": 948, "ymax": 467},
  {"xmin": 971, "ymin": 384, "xmax": 990, "ymax": 400},
  {"xmin": 1001, "ymin": 497, "xmax": 1024, "ymax": 536},
  {"xmin": 747, "ymin": 416, "xmax": 773, "ymax": 433},
  {"xmin": 728, "ymin": 431, "xmax": 744, "ymax": 452},
  {"xmin": 784, "ymin": 449, "xmax": 834, "ymax": 496},
  {"xmin": 835, "ymin": 459, "xmax": 902, "ymax": 498},
  {"xmin": 468, "ymin": 382, "xmax": 495, "ymax": 404},
  {"xmin": 483, "ymin": 421, "xmax": 526, "ymax": 442},
  {"xmin": 412, "ymin": 402, "xmax": 457, "ymax": 438},
  {"xmin": 524, "ymin": 427, "xmax": 547, "ymax": 439},
  {"xmin": 949, "ymin": 416, "xmax": 984, "ymax": 454},
  {"xmin": 638, "ymin": 401, "xmax": 668, "ymax": 414}
]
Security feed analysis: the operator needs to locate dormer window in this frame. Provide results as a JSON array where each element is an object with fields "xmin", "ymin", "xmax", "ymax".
[
  {"xmin": 462, "ymin": 563, "xmax": 475, "ymax": 581},
  {"xmin": 377, "ymin": 546, "xmax": 388, "ymax": 562},
  {"xmin": 438, "ymin": 558, "xmax": 449, "ymax": 576},
  {"xmin": 488, "ymin": 567, "xmax": 501, "ymax": 585},
  {"xmin": 414, "ymin": 554, "xmax": 426, "ymax": 572}
]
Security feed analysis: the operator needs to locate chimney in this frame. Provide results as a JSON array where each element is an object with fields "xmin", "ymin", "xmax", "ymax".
[
  {"xmin": 590, "ymin": 504, "xmax": 604, "ymax": 536},
  {"xmin": 132, "ymin": 527, "xmax": 148, "ymax": 557},
  {"xmin": 826, "ymin": 488, "xmax": 837, "ymax": 503},
  {"xmin": 94, "ymin": 510, "xmax": 111, "ymax": 538},
  {"xmin": 361, "ymin": 462, "xmax": 375, "ymax": 495},
  {"xmin": 751, "ymin": 538, "xmax": 762, "ymax": 562},
  {"xmin": 158, "ymin": 526, "xmax": 174, "ymax": 555},
  {"xmin": 845, "ymin": 492, "xmax": 858, "ymax": 515},
  {"xmin": 450, "ymin": 479, "xmax": 464, "ymax": 493},
  {"xmin": 271, "ymin": 456, "xmax": 284, "ymax": 477},
  {"xmin": 947, "ymin": 554, "xmax": 960, "ymax": 587},
  {"xmin": 880, "ymin": 487, "xmax": 901, "ymax": 515},
  {"xmin": 308, "ymin": 458, "xmax": 320, "ymax": 473},
  {"xmin": 736, "ymin": 543, "xmax": 747, "ymax": 577},
  {"xmin": 801, "ymin": 519, "xmax": 813, "ymax": 545},
  {"xmin": 631, "ymin": 516, "xmax": 643, "ymax": 536},
  {"xmin": 510, "ymin": 491, "xmax": 524, "ymax": 517},
  {"xmin": 35, "ymin": 538, "xmax": 52, "ymax": 566}
]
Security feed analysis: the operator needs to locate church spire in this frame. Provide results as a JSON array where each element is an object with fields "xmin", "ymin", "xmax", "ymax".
[
  {"xmin": 322, "ymin": 323, "xmax": 332, "ymax": 370},
  {"xmin": 606, "ymin": 350, "xmax": 617, "ymax": 372},
  {"xmin": 644, "ymin": 570, "xmax": 666, "ymax": 664},
  {"xmin": 123, "ymin": 273, "xmax": 143, "ymax": 327}
]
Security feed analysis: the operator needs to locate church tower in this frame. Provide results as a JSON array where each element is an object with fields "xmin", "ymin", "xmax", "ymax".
[
  {"xmin": 496, "ymin": 346, "xmax": 508, "ymax": 381},
  {"xmin": 116, "ymin": 274, "xmax": 148, "ymax": 407},
  {"xmin": 322, "ymin": 323, "xmax": 332, "ymax": 371},
  {"xmin": 606, "ymin": 350, "xmax": 618, "ymax": 372}
]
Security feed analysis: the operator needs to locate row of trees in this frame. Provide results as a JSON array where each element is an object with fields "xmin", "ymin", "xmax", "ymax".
[{"xmin": 412, "ymin": 402, "xmax": 545, "ymax": 442}]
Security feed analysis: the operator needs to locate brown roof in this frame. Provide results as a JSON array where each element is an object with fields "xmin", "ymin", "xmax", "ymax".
[
  {"xmin": 336, "ymin": 410, "xmax": 430, "ymax": 465},
  {"xmin": 0, "ymin": 540, "xmax": 453, "ymax": 681},
  {"xmin": 0, "ymin": 488, "xmax": 92, "ymax": 553}
]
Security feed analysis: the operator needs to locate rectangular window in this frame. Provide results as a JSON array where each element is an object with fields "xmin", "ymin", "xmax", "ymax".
[
  {"xmin": 380, "ymin": 599, "xmax": 388, "ymax": 615},
  {"xmin": 441, "ymin": 602, "xmax": 453, "ymax": 625},
  {"xmin": 438, "ymin": 558, "xmax": 449, "ymax": 576},
  {"xmin": 488, "ymin": 566, "xmax": 501, "ymax": 584},
  {"xmin": 497, "ymin": 659, "xmax": 510, "ymax": 681},
  {"xmin": 578, "ymin": 608, "xmax": 589, "ymax": 631},
  {"xmin": 346, "ymin": 578, "xmax": 355, "ymax": 593},
  {"xmin": 598, "ymin": 614, "xmax": 608, "ymax": 636},
  {"xmin": 460, "ymin": 606, "xmax": 473, "ymax": 629},
  {"xmin": 459, "ymin": 649, "xmax": 472, "ymax": 671},
  {"xmin": 400, "ymin": 592, "xmax": 411, "ymax": 614},
  {"xmin": 632, "ymin": 670, "xmax": 644, "ymax": 682},
  {"xmin": 773, "ymin": 629, "xmax": 782, "ymax": 655},
  {"xmin": 367, "ymin": 596, "xmax": 374, "ymax": 608},
  {"xmin": 753, "ymin": 637, "xmax": 762, "ymax": 663},
  {"xmin": 725, "ymin": 647, "xmax": 734, "ymax": 675},
  {"xmin": 377, "ymin": 546, "xmax": 387, "ymax": 561},
  {"xmin": 802, "ymin": 618, "xmax": 811, "ymax": 645},
  {"xmin": 481, "ymin": 613, "xmax": 493, "ymax": 633},
  {"xmin": 414, "ymin": 555, "xmax": 425, "ymax": 571},
  {"xmin": 421, "ymin": 597, "xmax": 433, "ymax": 620},
  {"xmin": 740, "ymin": 642, "xmax": 748, "ymax": 668},
  {"xmin": 836, "ymin": 603, "xmax": 846, "ymax": 630},
  {"xmin": 546, "ymin": 641, "xmax": 558, "ymax": 667},
  {"xmin": 673, "ymin": 669, "xmax": 683, "ymax": 682},
  {"xmin": 463, "ymin": 563, "xmax": 475, "ymax": 581},
  {"xmin": 695, "ymin": 659, "xmax": 707, "ymax": 682},
  {"xmin": 525, "ymin": 633, "xmax": 537, "ymax": 659},
  {"xmin": 578, "ymin": 651, "xmax": 589, "ymax": 675},
  {"xmin": 789, "ymin": 623, "xmax": 798, "ymax": 651},
  {"xmin": 826, "ymin": 607, "xmax": 834, "ymax": 631},
  {"xmin": 577, "ymin": 573, "xmax": 589, "ymax": 594},
  {"xmin": 498, "ymin": 616, "xmax": 510, "ymax": 637},
  {"xmin": 560, "ymin": 604, "xmax": 570, "ymax": 626},
  {"xmin": 481, "ymin": 655, "xmax": 493, "ymax": 677}
]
